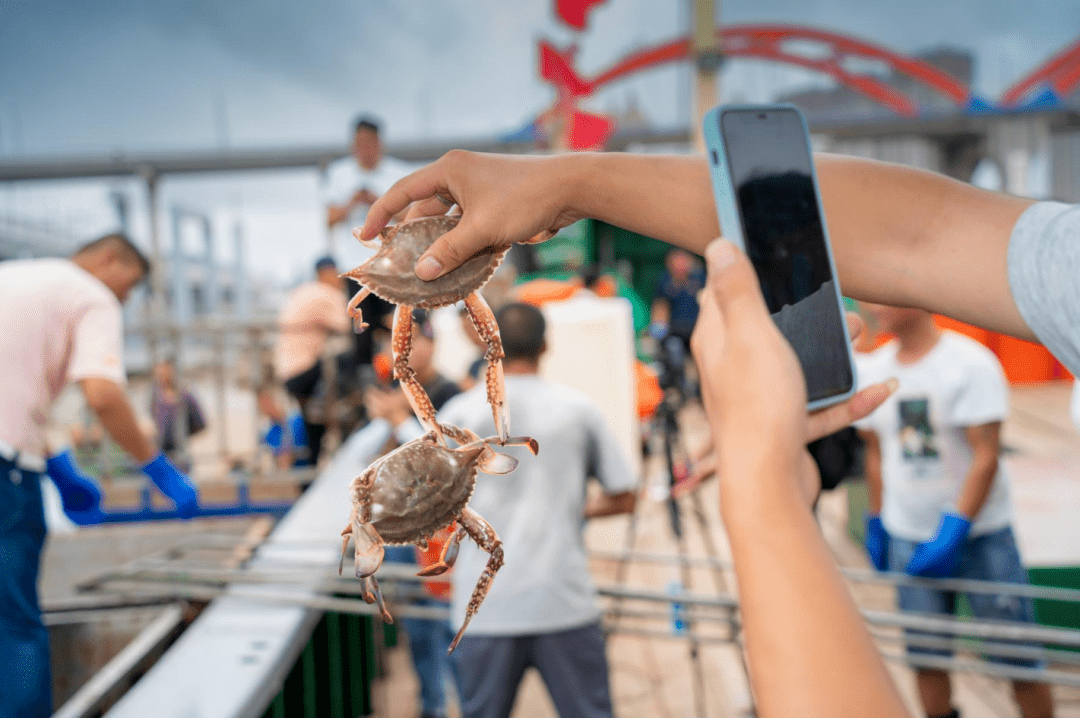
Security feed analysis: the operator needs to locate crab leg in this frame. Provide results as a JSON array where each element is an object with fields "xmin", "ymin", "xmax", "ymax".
[
  {"xmin": 448, "ymin": 507, "xmax": 504, "ymax": 653},
  {"xmin": 391, "ymin": 305, "xmax": 448, "ymax": 446},
  {"xmin": 363, "ymin": 575, "xmax": 393, "ymax": 624},
  {"xmin": 437, "ymin": 422, "xmax": 482, "ymax": 447},
  {"xmin": 463, "ymin": 292, "xmax": 510, "ymax": 443},
  {"xmin": 346, "ymin": 286, "xmax": 372, "ymax": 333}
]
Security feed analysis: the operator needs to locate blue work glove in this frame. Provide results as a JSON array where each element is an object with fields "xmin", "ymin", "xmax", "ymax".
[
  {"xmin": 648, "ymin": 321, "xmax": 668, "ymax": 340},
  {"xmin": 46, "ymin": 451, "xmax": 105, "ymax": 525},
  {"xmin": 864, "ymin": 514, "xmax": 889, "ymax": 571},
  {"xmin": 141, "ymin": 453, "xmax": 199, "ymax": 518},
  {"xmin": 906, "ymin": 512, "xmax": 971, "ymax": 578}
]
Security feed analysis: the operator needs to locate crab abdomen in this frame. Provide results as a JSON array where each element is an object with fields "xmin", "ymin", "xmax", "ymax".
[
  {"xmin": 367, "ymin": 444, "xmax": 476, "ymax": 544},
  {"xmin": 348, "ymin": 216, "xmax": 507, "ymax": 307}
]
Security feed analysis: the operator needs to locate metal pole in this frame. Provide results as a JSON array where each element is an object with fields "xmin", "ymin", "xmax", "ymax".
[
  {"xmin": 233, "ymin": 222, "xmax": 248, "ymax": 322},
  {"xmin": 691, "ymin": 0, "xmax": 720, "ymax": 153},
  {"xmin": 143, "ymin": 172, "xmax": 163, "ymax": 368},
  {"xmin": 203, "ymin": 216, "xmax": 218, "ymax": 316},
  {"xmin": 319, "ymin": 163, "xmax": 334, "ymax": 256},
  {"xmin": 170, "ymin": 207, "xmax": 188, "ymax": 326}
]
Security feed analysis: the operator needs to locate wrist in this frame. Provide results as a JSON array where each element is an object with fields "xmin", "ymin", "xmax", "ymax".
[
  {"xmin": 558, "ymin": 152, "xmax": 599, "ymax": 219},
  {"xmin": 719, "ymin": 453, "xmax": 809, "ymax": 531},
  {"xmin": 141, "ymin": 453, "xmax": 168, "ymax": 472}
]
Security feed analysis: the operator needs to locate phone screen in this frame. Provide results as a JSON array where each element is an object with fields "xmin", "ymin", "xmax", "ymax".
[{"xmin": 719, "ymin": 108, "xmax": 853, "ymax": 403}]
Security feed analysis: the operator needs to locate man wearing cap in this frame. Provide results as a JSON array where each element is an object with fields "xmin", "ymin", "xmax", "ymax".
[
  {"xmin": 273, "ymin": 256, "xmax": 353, "ymax": 465},
  {"xmin": 0, "ymin": 233, "xmax": 198, "ymax": 718}
]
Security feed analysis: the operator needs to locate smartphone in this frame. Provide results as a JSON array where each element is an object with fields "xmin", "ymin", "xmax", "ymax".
[{"xmin": 703, "ymin": 104, "xmax": 856, "ymax": 410}]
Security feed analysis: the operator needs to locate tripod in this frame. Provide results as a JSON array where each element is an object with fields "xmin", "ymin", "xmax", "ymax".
[{"xmin": 652, "ymin": 335, "xmax": 755, "ymax": 717}]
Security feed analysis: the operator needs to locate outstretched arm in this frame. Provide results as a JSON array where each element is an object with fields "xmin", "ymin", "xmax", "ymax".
[{"xmin": 362, "ymin": 151, "xmax": 1036, "ymax": 339}]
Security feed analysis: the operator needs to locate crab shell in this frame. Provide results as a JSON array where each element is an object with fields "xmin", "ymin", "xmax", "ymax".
[
  {"xmin": 359, "ymin": 437, "xmax": 487, "ymax": 544},
  {"xmin": 347, "ymin": 215, "xmax": 508, "ymax": 308}
]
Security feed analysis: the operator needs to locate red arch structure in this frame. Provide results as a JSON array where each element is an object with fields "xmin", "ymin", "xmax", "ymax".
[
  {"xmin": 539, "ymin": 24, "xmax": 978, "ymax": 148},
  {"xmin": 1000, "ymin": 37, "xmax": 1080, "ymax": 107}
]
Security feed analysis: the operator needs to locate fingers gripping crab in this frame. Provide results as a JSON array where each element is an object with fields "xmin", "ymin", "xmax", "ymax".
[
  {"xmin": 343, "ymin": 215, "xmax": 513, "ymax": 447},
  {"xmin": 339, "ymin": 423, "xmax": 539, "ymax": 652}
]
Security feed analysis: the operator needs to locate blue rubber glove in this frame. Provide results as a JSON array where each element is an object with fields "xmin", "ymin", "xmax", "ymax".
[
  {"xmin": 906, "ymin": 512, "xmax": 971, "ymax": 578},
  {"xmin": 46, "ymin": 451, "xmax": 105, "ymax": 525},
  {"xmin": 141, "ymin": 453, "xmax": 199, "ymax": 518},
  {"xmin": 864, "ymin": 514, "xmax": 889, "ymax": 571}
]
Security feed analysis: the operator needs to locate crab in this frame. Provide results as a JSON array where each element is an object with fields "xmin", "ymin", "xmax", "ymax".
[
  {"xmin": 339, "ymin": 423, "xmax": 539, "ymax": 652},
  {"xmin": 343, "ymin": 215, "xmax": 513, "ymax": 448}
]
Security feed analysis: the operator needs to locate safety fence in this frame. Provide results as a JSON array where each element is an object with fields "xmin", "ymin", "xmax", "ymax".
[
  {"xmin": 50, "ymin": 540, "xmax": 1080, "ymax": 718},
  {"xmin": 44, "ymin": 415, "xmax": 1080, "ymax": 717}
]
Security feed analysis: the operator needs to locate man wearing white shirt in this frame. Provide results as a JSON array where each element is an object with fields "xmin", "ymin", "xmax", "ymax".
[
  {"xmin": 437, "ymin": 303, "xmax": 637, "ymax": 718},
  {"xmin": 855, "ymin": 304, "xmax": 1053, "ymax": 718},
  {"xmin": 0, "ymin": 234, "xmax": 198, "ymax": 717},
  {"xmin": 323, "ymin": 116, "xmax": 413, "ymax": 364}
]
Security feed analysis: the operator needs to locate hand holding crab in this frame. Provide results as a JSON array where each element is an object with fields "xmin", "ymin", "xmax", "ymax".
[{"xmin": 343, "ymin": 216, "xmax": 513, "ymax": 448}]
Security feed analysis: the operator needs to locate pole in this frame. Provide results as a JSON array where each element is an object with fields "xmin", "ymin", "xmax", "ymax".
[
  {"xmin": 203, "ymin": 216, "xmax": 219, "ymax": 316},
  {"xmin": 144, "ymin": 171, "xmax": 163, "ymax": 368},
  {"xmin": 691, "ymin": 0, "xmax": 720, "ymax": 153},
  {"xmin": 233, "ymin": 222, "xmax": 248, "ymax": 322}
]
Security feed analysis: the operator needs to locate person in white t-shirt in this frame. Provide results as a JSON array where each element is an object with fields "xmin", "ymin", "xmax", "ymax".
[
  {"xmin": 437, "ymin": 302, "xmax": 637, "ymax": 718},
  {"xmin": 323, "ymin": 116, "xmax": 413, "ymax": 366},
  {"xmin": 0, "ymin": 234, "xmax": 198, "ymax": 718},
  {"xmin": 855, "ymin": 304, "xmax": 1053, "ymax": 718}
]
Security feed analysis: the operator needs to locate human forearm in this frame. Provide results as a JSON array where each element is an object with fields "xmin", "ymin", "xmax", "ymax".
[
  {"xmin": 81, "ymin": 378, "xmax": 157, "ymax": 463},
  {"xmin": 569, "ymin": 153, "xmax": 717, "ymax": 256},
  {"xmin": 955, "ymin": 423, "xmax": 1002, "ymax": 519},
  {"xmin": 815, "ymin": 154, "xmax": 1035, "ymax": 339},
  {"xmin": 724, "ymin": 476, "xmax": 908, "ymax": 718},
  {"xmin": 584, "ymin": 490, "xmax": 636, "ymax": 519},
  {"xmin": 574, "ymin": 152, "xmax": 1036, "ymax": 340},
  {"xmin": 955, "ymin": 457, "xmax": 996, "ymax": 519},
  {"xmin": 859, "ymin": 430, "xmax": 884, "ymax": 513}
]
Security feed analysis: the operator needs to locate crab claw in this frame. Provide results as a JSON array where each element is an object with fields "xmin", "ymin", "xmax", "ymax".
[
  {"xmin": 476, "ymin": 449, "xmax": 518, "ymax": 476},
  {"xmin": 353, "ymin": 522, "xmax": 385, "ymax": 579},
  {"xmin": 417, "ymin": 527, "xmax": 464, "ymax": 577}
]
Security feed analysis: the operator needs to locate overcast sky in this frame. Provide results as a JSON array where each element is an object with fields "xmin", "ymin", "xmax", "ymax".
[{"xmin": 2, "ymin": 0, "xmax": 1078, "ymax": 283}]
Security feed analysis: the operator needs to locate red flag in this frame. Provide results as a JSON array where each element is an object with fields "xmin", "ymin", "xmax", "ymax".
[
  {"xmin": 566, "ymin": 110, "xmax": 614, "ymax": 150},
  {"xmin": 539, "ymin": 41, "xmax": 593, "ymax": 98},
  {"xmin": 555, "ymin": 0, "xmax": 608, "ymax": 30}
]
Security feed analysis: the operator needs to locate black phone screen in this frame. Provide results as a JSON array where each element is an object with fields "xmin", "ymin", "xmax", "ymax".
[{"xmin": 719, "ymin": 108, "xmax": 853, "ymax": 403}]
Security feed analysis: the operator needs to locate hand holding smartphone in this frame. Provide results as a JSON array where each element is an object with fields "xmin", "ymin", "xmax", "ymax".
[{"xmin": 703, "ymin": 104, "xmax": 856, "ymax": 410}]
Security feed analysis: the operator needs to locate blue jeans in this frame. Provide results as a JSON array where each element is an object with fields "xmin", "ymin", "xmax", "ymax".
[
  {"xmin": 384, "ymin": 545, "xmax": 457, "ymax": 717},
  {"xmin": 0, "ymin": 457, "xmax": 51, "ymax": 717},
  {"xmin": 889, "ymin": 526, "xmax": 1041, "ymax": 668}
]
